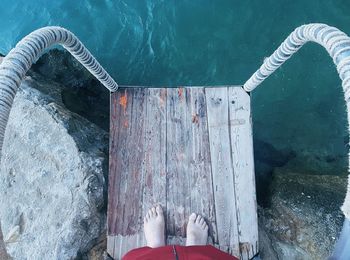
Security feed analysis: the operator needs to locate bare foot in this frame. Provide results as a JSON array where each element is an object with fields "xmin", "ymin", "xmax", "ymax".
[
  {"xmin": 186, "ymin": 213, "xmax": 209, "ymax": 246},
  {"xmin": 144, "ymin": 205, "xmax": 165, "ymax": 248}
]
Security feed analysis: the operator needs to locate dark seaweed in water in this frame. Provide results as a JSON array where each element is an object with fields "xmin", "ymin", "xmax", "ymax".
[
  {"xmin": 254, "ymin": 138, "xmax": 296, "ymax": 207},
  {"xmin": 254, "ymin": 138, "xmax": 296, "ymax": 167}
]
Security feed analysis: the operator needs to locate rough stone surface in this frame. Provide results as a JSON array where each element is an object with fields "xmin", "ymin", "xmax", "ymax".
[
  {"xmin": 259, "ymin": 172, "xmax": 346, "ymax": 259},
  {"xmin": 0, "ymin": 70, "xmax": 109, "ymax": 259},
  {"xmin": 0, "ymin": 222, "xmax": 11, "ymax": 260},
  {"xmin": 29, "ymin": 49, "xmax": 110, "ymax": 132},
  {"xmin": 0, "ymin": 55, "xmax": 12, "ymax": 260}
]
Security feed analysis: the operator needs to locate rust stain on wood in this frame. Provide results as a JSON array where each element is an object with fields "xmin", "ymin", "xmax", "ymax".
[
  {"xmin": 178, "ymin": 87, "xmax": 184, "ymax": 101},
  {"xmin": 160, "ymin": 89, "xmax": 166, "ymax": 107},
  {"xmin": 119, "ymin": 91, "xmax": 128, "ymax": 113},
  {"xmin": 123, "ymin": 120, "xmax": 129, "ymax": 128},
  {"xmin": 192, "ymin": 113, "xmax": 199, "ymax": 124}
]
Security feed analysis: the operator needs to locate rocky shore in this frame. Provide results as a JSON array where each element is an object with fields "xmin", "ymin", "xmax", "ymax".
[
  {"xmin": 0, "ymin": 52, "xmax": 110, "ymax": 259},
  {"xmin": 0, "ymin": 50, "xmax": 347, "ymax": 259},
  {"xmin": 258, "ymin": 172, "xmax": 346, "ymax": 259}
]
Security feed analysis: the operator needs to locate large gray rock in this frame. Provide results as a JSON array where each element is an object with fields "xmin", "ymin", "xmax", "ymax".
[
  {"xmin": 0, "ymin": 55, "xmax": 11, "ymax": 260},
  {"xmin": 0, "ymin": 71, "xmax": 109, "ymax": 259},
  {"xmin": 30, "ymin": 49, "xmax": 110, "ymax": 132},
  {"xmin": 259, "ymin": 173, "xmax": 346, "ymax": 259}
]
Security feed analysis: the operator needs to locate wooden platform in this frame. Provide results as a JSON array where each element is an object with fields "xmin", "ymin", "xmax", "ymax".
[{"xmin": 107, "ymin": 86, "xmax": 258, "ymax": 259}]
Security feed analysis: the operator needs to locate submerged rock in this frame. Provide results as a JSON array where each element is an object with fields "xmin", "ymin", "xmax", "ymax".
[
  {"xmin": 0, "ymin": 67, "xmax": 109, "ymax": 259},
  {"xmin": 259, "ymin": 173, "xmax": 346, "ymax": 259},
  {"xmin": 253, "ymin": 138, "xmax": 296, "ymax": 207}
]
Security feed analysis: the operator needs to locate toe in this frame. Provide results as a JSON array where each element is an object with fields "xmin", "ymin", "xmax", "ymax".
[
  {"xmin": 156, "ymin": 205, "xmax": 163, "ymax": 216},
  {"xmin": 151, "ymin": 207, "xmax": 157, "ymax": 217},
  {"xmin": 199, "ymin": 218, "xmax": 205, "ymax": 225},
  {"xmin": 189, "ymin": 213, "xmax": 197, "ymax": 222},
  {"xmin": 146, "ymin": 211, "xmax": 151, "ymax": 220},
  {"xmin": 196, "ymin": 215, "xmax": 202, "ymax": 224}
]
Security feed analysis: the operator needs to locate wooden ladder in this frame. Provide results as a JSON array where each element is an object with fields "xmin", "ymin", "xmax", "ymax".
[{"xmin": 107, "ymin": 86, "xmax": 258, "ymax": 259}]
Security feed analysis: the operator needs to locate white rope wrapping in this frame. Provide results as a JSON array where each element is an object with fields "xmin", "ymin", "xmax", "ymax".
[
  {"xmin": 243, "ymin": 23, "xmax": 350, "ymax": 94},
  {"xmin": 243, "ymin": 23, "xmax": 350, "ymax": 219},
  {"xmin": 0, "ymin": 26, "xmax": 118, "ymax": 156}
]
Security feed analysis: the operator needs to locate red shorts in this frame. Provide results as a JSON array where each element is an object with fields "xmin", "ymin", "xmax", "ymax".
[{"xmin": 123, "ymin": 245, "xmax": 239, "ymax": 260}]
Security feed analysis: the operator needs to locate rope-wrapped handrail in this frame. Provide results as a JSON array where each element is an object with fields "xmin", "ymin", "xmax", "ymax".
[
  {"xmin": 0, "ymin": 26, "xmax": 118, "ymax": 156},
  {"xmin": 243, "ymin": 23, "xmax": 350, "ymax": 257},
  {"xmin": 243, "ymin": 23, "xmax": 350, "ymax": 95},
  {"xmin": 243, "ymin": 23, "xmax": 350, "ymax": 220}
]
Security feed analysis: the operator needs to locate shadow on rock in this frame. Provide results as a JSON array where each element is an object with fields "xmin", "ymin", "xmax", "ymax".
[{"xmin": 30, "ymin": 49, "xmax": 110, "ymax": 132}]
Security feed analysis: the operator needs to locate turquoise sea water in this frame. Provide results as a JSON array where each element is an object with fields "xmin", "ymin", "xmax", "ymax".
[{"xmin": 0, "ymin": 0, "xmax": 349, "ymax": 174}]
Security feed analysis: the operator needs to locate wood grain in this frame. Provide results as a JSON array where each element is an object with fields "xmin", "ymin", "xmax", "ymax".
[
  {"xmin": 228, "ymin": 88, "xmax": 258, "ymax": 259},
  {"xmin": 107, "ymin": 86, "xmax": 258, "ymax": 259},
  {"xmin": 140, "ymin": 88, "xmax": 167, "ymax": 248},
  {"xmin": 108, "ymin": 88, "xmax": 146, "ymax": 258},
  {"xmin": 166, "ymin": 87, "xmax": 191, "ymax": 240},
  {"xmin": 186, "ymin": 88, "xmax": 216, "ymax": 244},
  {"xmin": 206, "ymin": 87, "xmax": 240, "ymax": 256}
]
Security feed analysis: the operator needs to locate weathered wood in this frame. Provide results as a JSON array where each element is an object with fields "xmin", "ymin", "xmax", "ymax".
[
  {"xmin": 186, "ymin": 88, "xmax": 217, "ymax": 244},
  {"xmin": 166, "ymin": 87, "xmax": 191, "ymax": 240},
  {"xmin": 206, "ymin": 87, "xmax": 240, "ymax": 256},
  {"xmin": 166, "ymin": 88, "xmax": 216, "ymax": 244},
  {"xmin": 141, "ymin": 88, "xmax": 167, "ymax": 246},
  {"xmin": 228, "ymin": 88, "xmax": 258, "ymax": 259},
  {"xmin": 107, "ymin": 88, "xmax": 147, "ymax": 258},
  {"xmin": 107, "ymin": 235, "xmax": 115, "ymax": 258},
  {"xmin": 107, "ymin": 86, "xmax": 258, "ymax": 260}
]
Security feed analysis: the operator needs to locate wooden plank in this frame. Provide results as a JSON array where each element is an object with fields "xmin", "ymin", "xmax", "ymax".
[
  {"xmin": 107, "ymin": 235, "xmax": 115, "ymax": 259},
  {"xmin": 186, "ymin": 87, "xmax": 217, "ymax": 244},
  {"xmin": 141, "ymin": 88, "xmax": 167, "ymax": 212},
  {"xmin": 206, "ymin": 87, "xmax": 240, "ymax": 257},
  {"xmin": 107, "ymin": 89, "xmax": 146, "ymax": 259},
  {"xmin": 140, "ymin": 87, "xmax": 167, "ymax": 249},
  {"xmin": 228, "ymin": 88, "xmax": 258, "ymax": 259},
  {"xmin": 114, "ymin": 234, "xmax": 142, "ymax": 259},
  {"xmin": 166, "ymin": 87, "xmax": 191, "ymax": 242},
  {"xmin": 108, "ymin": 88, "xmax": 168, "ymax": 258},
  {"xmin": 165, "ymin": 87, "xmax": 216, "ymax": 245}
]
